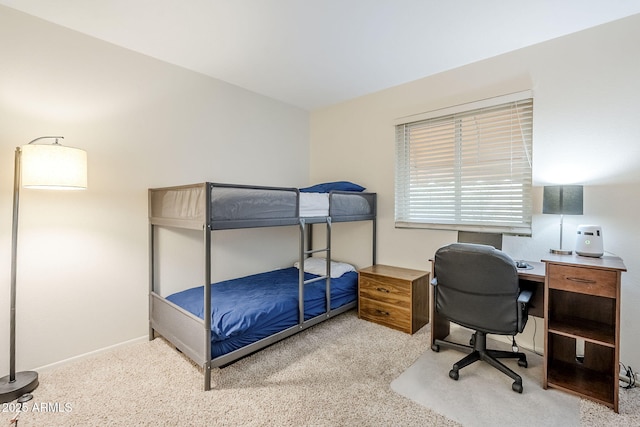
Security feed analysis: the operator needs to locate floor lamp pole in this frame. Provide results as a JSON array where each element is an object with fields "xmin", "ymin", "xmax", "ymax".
[{"xmin": 0, "ymin": 147, "xmax": 39, "ymax": 403}]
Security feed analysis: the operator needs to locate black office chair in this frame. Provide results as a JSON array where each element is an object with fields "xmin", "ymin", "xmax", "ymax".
[{"xmin": 430, "ymin": 243, "xmax": 532, "ymax": 393}]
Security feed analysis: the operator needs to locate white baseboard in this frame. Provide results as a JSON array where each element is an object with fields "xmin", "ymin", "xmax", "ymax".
[{"xmin": 35, "ymin": 335, "xmax": 148, "ymax": 373}]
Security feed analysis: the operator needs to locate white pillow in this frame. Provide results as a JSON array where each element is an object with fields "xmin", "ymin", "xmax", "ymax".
[{"xmin": 293, "ymin": 257, "xmax": 356, "ymax": 278}]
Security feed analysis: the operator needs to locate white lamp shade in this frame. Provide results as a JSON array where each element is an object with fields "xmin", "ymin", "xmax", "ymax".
[{"xmin": 21, "ymin": 144, "xmax": 88, "ymax": 190}]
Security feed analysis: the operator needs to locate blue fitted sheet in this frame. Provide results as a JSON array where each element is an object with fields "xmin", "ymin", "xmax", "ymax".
[{"xmin": 166, "ymin": 267, "xmax": 357, "ymax": 358}]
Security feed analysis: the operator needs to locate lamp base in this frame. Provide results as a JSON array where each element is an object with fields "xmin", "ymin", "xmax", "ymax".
[
  {"xmin": 550, "ymin": 248, "xmax": 573, "ymax": 255},
  {"xmin": 0, "ymin": 371, "xmax": 38, "ymax": 403}
]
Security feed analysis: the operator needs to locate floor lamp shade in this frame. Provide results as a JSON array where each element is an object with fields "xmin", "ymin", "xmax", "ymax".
[
  {"xmin": 1, "ymin": 137, "xmax": 87, "ymax": 404},
  {"xmin": 21, "ymin": 144, "xmax": 88, "ymax": 190},
  {"xmin": 543, "ymin": 185, "xmax": 583, "ymax": 254}
]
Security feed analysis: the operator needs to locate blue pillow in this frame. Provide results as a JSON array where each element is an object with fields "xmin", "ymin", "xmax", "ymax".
[{"xmin": 300, "ymin": 181, "xmax": 365, "ymax": 193}]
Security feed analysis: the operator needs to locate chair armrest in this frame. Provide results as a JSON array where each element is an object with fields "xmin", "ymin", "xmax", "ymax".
[
  {"xmin": 517, "ymin": 289, "xmax": 533, "ymax": 332},
  {"xmin": 518, "ymin": 289, "xmax": 533, "ymax": 304}
]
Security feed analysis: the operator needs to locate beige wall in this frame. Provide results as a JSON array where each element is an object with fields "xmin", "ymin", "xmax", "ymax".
[
  {"xmin": 0, "ymin": 7, "xmax": 309, "ymax": 372},
  {"xmin": 310, "ymin": 15, "xmax": 640, "ymax": 365}
]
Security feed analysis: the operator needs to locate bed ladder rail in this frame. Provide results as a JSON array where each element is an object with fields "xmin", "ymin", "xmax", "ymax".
[
  {"xmin": 298, "ymin": 217, "xmax": 332, "ymax": 325},
  {"xmin": 304, "ymin": 248, "xmax": 329, "ymax": 256},
  {"xmin": 303, "ymin": 275, "xmax": 328, "ymax": 285}
]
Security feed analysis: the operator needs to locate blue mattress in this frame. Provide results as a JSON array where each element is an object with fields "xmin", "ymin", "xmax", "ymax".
[{"xmin": 166, "ymin": 267, "xmax": 357, "ymax": 358}]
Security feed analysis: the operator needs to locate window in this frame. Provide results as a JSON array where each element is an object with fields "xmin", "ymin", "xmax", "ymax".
[{"xmin": 395, "ymin": 91, "xmax": 533, "ymax": 235}]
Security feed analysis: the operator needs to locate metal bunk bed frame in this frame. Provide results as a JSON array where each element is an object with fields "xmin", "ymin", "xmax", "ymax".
[{"xmin": 148, "ymin": 182, "xmax": 376, "ymax": 390}]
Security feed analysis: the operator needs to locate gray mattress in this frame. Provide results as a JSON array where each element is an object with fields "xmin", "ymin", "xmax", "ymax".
[
  {"xmin": 149, "ymin": 183, "xmax": 374, "ymax": 228},
  {"xmin": 212, "ymin": 187, "xmax": 298, "ymax": 221}
]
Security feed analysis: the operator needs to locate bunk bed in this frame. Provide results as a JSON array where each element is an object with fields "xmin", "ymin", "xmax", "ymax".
[{"xmin": 149, "ymin": 182, "xmax": 377, "ymax": 390}]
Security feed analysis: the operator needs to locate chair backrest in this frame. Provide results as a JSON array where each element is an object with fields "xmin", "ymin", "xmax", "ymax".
[{"xmin": 434, "ymin": 243, "xmax": 519, "ymax": 335}]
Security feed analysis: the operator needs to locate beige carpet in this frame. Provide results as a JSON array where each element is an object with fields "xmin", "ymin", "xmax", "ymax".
[{"xmin": 1, "ymin": 312, "xmax": 638, "ymax": 426}]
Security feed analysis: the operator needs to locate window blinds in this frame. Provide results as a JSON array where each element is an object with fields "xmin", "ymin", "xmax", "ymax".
[{"xmin": 395, "ymin": 95, "xmax": 533, "ymax": 235}]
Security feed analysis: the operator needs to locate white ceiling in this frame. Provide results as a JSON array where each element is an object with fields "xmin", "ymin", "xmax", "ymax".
[{"xmin": 2, "ymin": 0, "xmax": 640, "ymax": 110}]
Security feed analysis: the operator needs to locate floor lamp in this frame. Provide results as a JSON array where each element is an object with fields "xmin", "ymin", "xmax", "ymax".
[
  {"xmin": 0, "ymin": 136, "xmax": 87, "ymax": 404},
  {"xmin": 543, "ymin": 185, "xmax": 583, "ymax": 255}
]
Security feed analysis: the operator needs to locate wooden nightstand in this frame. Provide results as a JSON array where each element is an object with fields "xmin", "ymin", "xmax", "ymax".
[{"xmin": 358, "ymin": 264, "xmax": 430, "ymax": 334}]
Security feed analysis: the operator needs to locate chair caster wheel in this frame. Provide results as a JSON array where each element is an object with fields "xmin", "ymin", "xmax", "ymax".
[
  {"xmin": 518, "ymin": 359, "xmax": 528, "ymax": 368},
  {"xmin": 512, "ymin": 382, "xmax": 523, "ymax": 393},
  {"xmin": 449, "ymin": 369, "xmax": 459, "ymax": 380},
  {"xmin": 431, "ymin": 344, "xmax": 440, "ymax": 352}
]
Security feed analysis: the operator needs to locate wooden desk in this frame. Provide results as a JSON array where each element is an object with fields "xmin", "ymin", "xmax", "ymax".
[
  {"xmin": 429, "ymin": 254, "xmax": 626, "ymax": 412},
  {"xmin": 429, "ymin": 260, "xmax": 545, "ymax": 349}
]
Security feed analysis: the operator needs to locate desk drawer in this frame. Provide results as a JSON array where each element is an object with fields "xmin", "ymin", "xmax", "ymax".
[
  {"xmin": 548, "ymin": 264, "xmax": 617, "ymax": 298},
  {"xmin": 359, "ymin": 275, "xmax": 410, "ymax": 309},
  {"xmin": 359, "ymin": 297, "xmax": 410, "ymax": 332}
]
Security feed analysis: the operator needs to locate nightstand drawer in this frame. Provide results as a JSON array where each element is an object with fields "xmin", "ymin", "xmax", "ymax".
[
  {"xmin": 548, "ymin": 264, "xmax": 617, "ymax": 298},
  {"xmin": 359, "ymin": 297, "xmax": 411, "ymax": 332},
  {"xmin": 359, "ymin": 275, "xmax": 410, "ymax": 309}
]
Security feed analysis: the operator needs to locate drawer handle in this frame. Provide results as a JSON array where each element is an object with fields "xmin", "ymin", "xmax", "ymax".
[
  {"xmin": 376, "ymin": 287, "xmax": 390, "ymax": 293},
  {"xmin": 375, "ymin": 309, "xmax": 390, "ymax": 316},
  {"xmin": 567, "ymin": 277, "xmax": 597, "ymax": 284}
]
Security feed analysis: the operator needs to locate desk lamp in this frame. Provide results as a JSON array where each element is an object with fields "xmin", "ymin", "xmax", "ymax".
[
  {"xmin": 0, "ymin": 136, "xmax": 87, "ymax": 403},
  {"xmin": 543, "ymin": 185, "xmax": 583, "ymax": 255}
]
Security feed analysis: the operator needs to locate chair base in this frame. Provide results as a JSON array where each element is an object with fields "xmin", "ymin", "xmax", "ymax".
[{"xmin": 432, "ymin": 331, "xmax": 527, "ymax": 393}]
